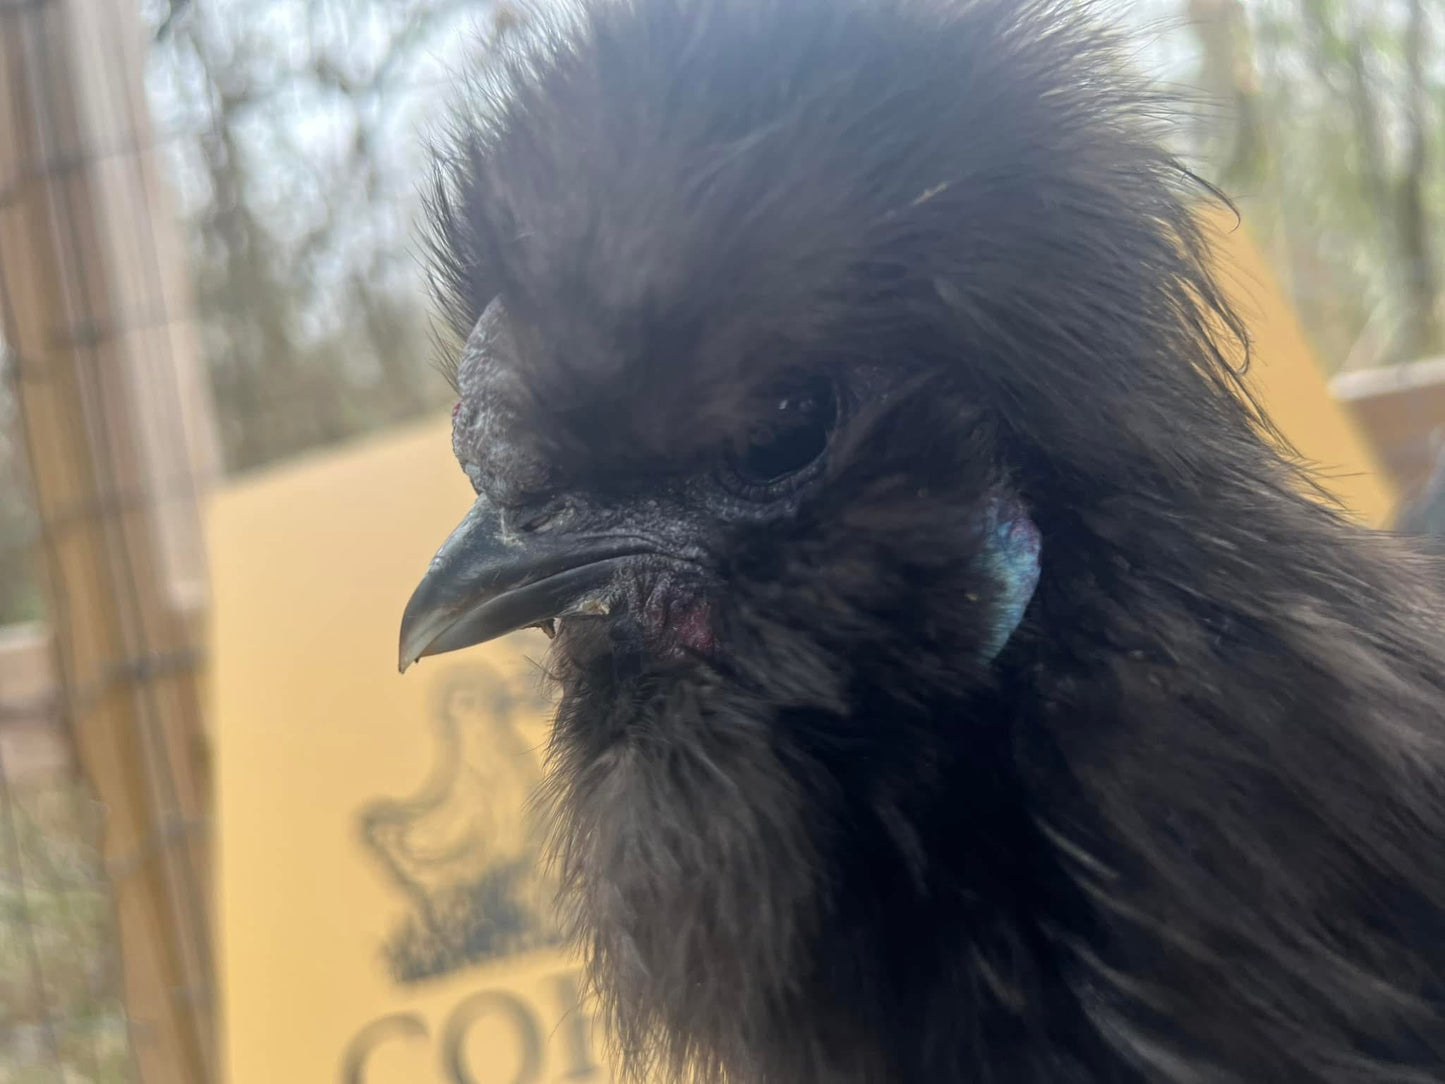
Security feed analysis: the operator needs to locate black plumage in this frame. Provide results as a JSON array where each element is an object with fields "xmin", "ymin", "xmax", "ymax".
[{"xmin": 398, "ymin": 1, "xmax": 1445, "ymax": 1080}]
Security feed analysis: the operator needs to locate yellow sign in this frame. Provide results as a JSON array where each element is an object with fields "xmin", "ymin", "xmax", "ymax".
[
  {"xmin": 209, "ymin": 217, "xmax": 1393, "ymax": 1084},
  {"xmin": 210, "ymin": 421, "xmax": 603, "ymax": 1083},
  {"xmin": 1205, "ymin": 208, "xmax": 1395, "ymax": 526}
]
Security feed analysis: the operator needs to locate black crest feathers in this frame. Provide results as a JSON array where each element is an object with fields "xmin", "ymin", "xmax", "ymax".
[{"xmin": 418, "ymin": 2, "xmax": 1445, "ymax": 1082}]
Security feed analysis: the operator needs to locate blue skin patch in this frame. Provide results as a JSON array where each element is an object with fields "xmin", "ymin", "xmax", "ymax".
[{"xmin": 977, "ymin": 495, "xmax": 1042, "ymax": 664}]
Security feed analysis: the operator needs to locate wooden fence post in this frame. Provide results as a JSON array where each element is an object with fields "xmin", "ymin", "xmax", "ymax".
[{"xmin": 0, "ymin": 0, "xmax": 219, "ymax": 1079}]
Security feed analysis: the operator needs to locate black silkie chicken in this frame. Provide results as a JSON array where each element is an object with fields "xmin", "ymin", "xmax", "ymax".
[{"xmin": 397, "ymin": 1, "xmax": 1445, "ymax": 1080}]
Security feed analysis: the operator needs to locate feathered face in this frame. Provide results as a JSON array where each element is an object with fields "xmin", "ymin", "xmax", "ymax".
[
  {"xmin": 395, "ymin": 0, "xmax": 1273, "ymax": 1076},
  {"xmin": 399, "ymin": 292, "xmax": 1041, "ymax": 683},
  {"xmin": 391, "ymin": 0, "xmax": 1109, "ymax": 709},
  {"xmin": 396, "ymin": 269, "xmax": 1048, "ymax": 1083}
]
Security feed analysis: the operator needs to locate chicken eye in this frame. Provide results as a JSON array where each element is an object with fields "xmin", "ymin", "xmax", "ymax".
[{"xmin": 727, "ymin": 375, "xmax": 837, "ymax": 488}]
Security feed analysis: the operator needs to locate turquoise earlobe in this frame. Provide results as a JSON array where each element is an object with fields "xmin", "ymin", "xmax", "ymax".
[{"xmin": 977, "ymin": 495, "xmax": 1041, "ymax": 664}]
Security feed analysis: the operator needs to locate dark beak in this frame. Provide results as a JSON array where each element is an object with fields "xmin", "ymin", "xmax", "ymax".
[{"xmin": 398, "ymin": 497, "xmax": 638, "ymax": 672}]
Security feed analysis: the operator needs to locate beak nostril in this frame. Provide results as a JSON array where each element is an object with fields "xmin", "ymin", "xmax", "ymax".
[{"xmin": 518, "ymin": 508, "xmax": 557, "ymax": 533}]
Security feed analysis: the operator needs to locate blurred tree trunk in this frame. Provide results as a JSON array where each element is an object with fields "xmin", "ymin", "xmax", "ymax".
[
  {"xmin": 1396, "ymin": 0, "xmax": 1439, "ymax": 361},
  {"xmin": 1188, "ymin": 0, "xmax": 1266, "ymax": 189}
]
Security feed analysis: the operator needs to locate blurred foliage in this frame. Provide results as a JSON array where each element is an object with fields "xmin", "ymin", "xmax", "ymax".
[
  {"xmin": 1184, "ymin": 0, "xmax": 1442, "ymax": 373},
  {"xmin": 140, "ymin": 0, "xmax": 511, "ymax": 473},
  {"xmin": 0, "ymin": 0, "xmax": 518, "ymax": 624},
  {"xmin": 0, "ymin": 393, "xmax": 43, "ymax": 629},
  {"xmin": 0, "ymin": 780, "xmax": 131, "ymax": 1083}
]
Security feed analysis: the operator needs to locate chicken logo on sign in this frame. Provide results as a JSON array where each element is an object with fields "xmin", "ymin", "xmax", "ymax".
[{"xmin": 357, "ymin": 662, "xmax": 562, "ymax": 984}]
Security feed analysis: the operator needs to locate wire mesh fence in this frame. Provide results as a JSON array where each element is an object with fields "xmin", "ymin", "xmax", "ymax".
[{"xmin": 0, "ymin": 0, "xmax": 218, "ymax": 1078}]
